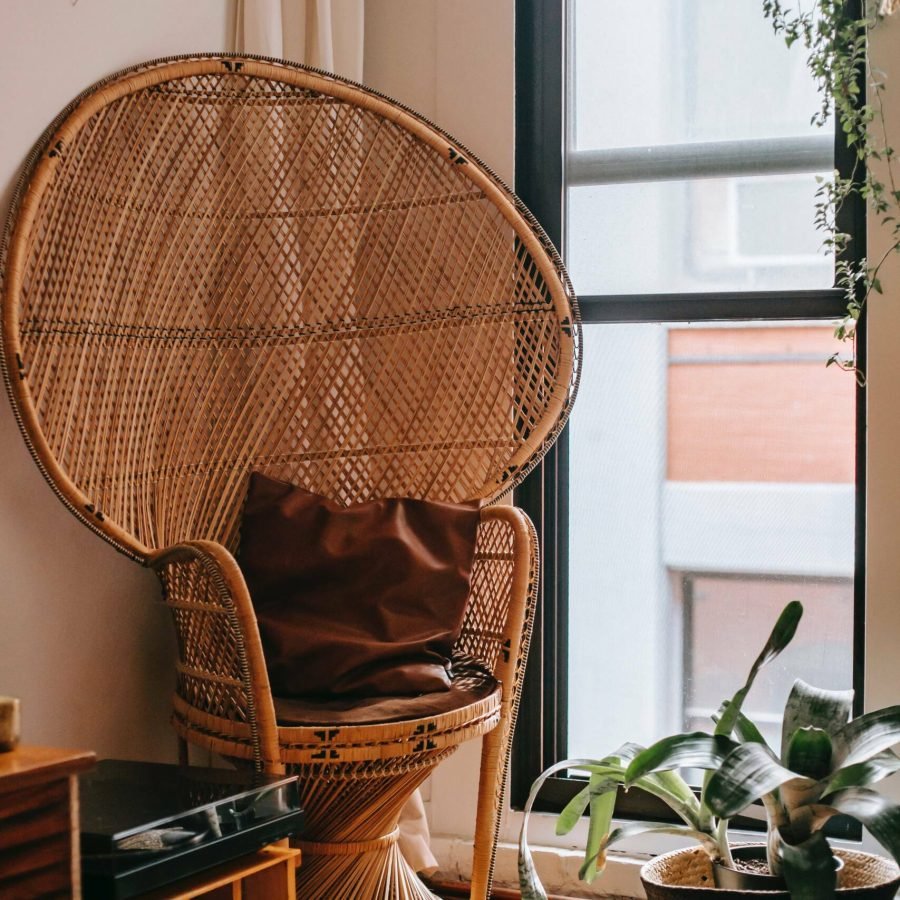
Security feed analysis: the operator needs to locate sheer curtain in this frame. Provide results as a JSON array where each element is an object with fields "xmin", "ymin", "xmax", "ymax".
[
  {"xmin": 233, "ymin": 0, "xmax": 364, "ymax": 80},
  {"xmin": 231, "ymin": 0, "xmax": 439, "ymax": 879}
]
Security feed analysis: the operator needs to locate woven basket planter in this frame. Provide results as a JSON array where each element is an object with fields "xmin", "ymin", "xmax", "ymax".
[{"xmin": 641, "ymin": 845, "xmax": 900, "ymax": 900}]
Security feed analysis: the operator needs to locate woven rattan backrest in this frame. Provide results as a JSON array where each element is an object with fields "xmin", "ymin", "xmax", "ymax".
[{"xmin": 1, "ymin": 56, "xmax": 579, "ymax": 557}]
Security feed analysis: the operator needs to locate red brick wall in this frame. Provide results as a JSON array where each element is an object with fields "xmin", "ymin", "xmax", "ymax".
[{"xmin": 667, "ymin": 327, "xmax": 855, "ymax": 483}]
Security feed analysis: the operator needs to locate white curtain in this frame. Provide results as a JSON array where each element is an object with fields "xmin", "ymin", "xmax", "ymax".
[
  {"xmin": 232, "ymin": 0, "xmax": 439, "ymax": 879},
  {"xmin": 234, "ymin": 0, "xmax": 364, "ymax": 82}
]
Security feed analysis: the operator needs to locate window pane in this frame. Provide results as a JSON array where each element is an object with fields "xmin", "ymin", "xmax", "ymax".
[
  {"xmin": 681, "ymin": 574, "xmax": 853, "ymax": 750},
  {"xmin": 566, "ymin": 323, "xmax": 855, "ymax": 761},
  {"xmin": 573, "ymin": 0, "xmax": 825, "ymax": 151},
  {"xmin": 566, "ymin": 174, "xmax": 833, "ymax": 296}
]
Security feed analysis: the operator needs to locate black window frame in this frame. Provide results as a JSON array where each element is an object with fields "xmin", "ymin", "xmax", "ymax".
[{"xmin": 511, "ymin": 0, "xmax": 867, "ymax": 828}]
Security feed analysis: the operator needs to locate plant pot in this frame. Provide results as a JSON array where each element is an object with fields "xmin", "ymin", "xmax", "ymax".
[
  {"xmin": 640, "ymin": 845, "xmax": 900, "ymax": 899},
  {"xmin": 711, "ymin": 845, "xmax": 843, "ymax": 891},
  {"xmin": 712, "ymin": 845, "xmax": 788, "ymax": 891}
]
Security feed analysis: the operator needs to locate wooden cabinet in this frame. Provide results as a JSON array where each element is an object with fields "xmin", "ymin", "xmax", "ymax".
[
  {"xmin": 0, "ymin": 745, "xmax": 96, "ymax": 898},
  {"xmin": 139, "ymin": 846, "xmax": 301, "ymax": 900}
]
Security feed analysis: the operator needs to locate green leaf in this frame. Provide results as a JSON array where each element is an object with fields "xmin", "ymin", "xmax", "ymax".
[
  {"xmin": 734, "ymin": 711, "xmax": 770, "ymax": 747},
  {"xmin": 781, "ymin": 680, "xmax": 853, "ymax": 761},
  {"xmin": 633, "ymin": 772, "xmax": 707, "ymax": 831},
  {"xmin": 705, "ymin": 743, "xmax": 814, "ymax": 819},
  {"xmin": 820, "ymin": 788, "xmax": 900, "ymax": 864},
  {"xmin": 581, "ymin": 787, "xmax": 617, "ymax": 882},
  {"xmin": 595, "ymin": 821, "xmax": 723, "ymax": 867},
  {"xmin": 572, "ymin": 756, "xmax": 704, "ymax": 830},
  {"xmin": 625, "ymin": 733, "xmax": 739, "ymax": 785},
  {"xmin": 518, "ymin": 840, "xmax": 548, "ymax": 900},
  {"xmin": 647, "ymin": 770, "xmax": 704, "ymax": 816},
  {"xmin": 785, "ymin": 727, "xmax": 833, "ymax": 781},
  {"xmin": 556, "ymin": 770, "xmax": 622, "ymax": 837},
  {"xmin": 556, "ymin": 784, "xmax": 592, "ymax": 837},
  {"xmin": 821, "ymin": 751, "xmax": 900, "ymax": 795},
  {"xmin": 715, "ymin": 703, "xmax": 773, "ymax": 749},
  {"xmin": 519, "ymin": 758, "xmax": 606, "ymax": 900},
  {"xmin": 832, "ymin": 706, "xmax": 900, "ymax": 767},
  {"xmin": 716, "ymin": 601, "xmax": 803, "ymax": 738},
  {"xmin": 780, "ymin": 830, "xmax": 837, "ymax": 900}
]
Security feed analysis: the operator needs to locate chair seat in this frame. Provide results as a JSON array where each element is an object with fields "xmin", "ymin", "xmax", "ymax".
[{"xmin": 274, "ymin": 658, "xmax": 499, "ymax": 727}]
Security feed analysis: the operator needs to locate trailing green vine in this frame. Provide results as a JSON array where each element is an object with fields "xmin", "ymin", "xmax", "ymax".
[{"xmin": 762, "ymin": 0, "xmax": 899, "ymax": 379}]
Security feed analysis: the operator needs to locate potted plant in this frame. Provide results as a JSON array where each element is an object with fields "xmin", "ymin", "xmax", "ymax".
[{"xmin": 518, "ymin": 602, "xmax": 900, "ymax": 899}]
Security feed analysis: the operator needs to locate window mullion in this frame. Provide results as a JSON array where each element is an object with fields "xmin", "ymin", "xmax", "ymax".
[{"xmin": 567, "ymin": 134, "xmax": 834, "ymax": 186}]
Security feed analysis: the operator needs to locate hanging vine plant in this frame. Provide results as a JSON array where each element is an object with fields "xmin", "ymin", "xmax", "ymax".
[{"xmin": 762, "ymin": 0, "xmax": 899, "ymax": 379}]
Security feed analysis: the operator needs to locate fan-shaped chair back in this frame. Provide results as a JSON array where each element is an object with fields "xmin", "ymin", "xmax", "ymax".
[{"xmin": 2, "ymin": 56, "xmax": 579, "ymax": 558}]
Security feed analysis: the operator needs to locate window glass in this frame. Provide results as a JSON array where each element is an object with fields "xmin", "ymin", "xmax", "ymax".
[
  {"xmin": 572, "ymin": 0, "xmax": 824, "ymax": 151},
  {"xmin": 681, "ymin": 573, "xmax": 853, "ymax": 749},
  {"xmin": 566, "ymin": 323, "xmax": 855, "ymax": 763},
  {"xmin": 567, "ymin": 174, "xmax": 833, "ymax": 295}
]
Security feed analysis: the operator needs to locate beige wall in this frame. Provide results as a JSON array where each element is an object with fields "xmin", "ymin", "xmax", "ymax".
[
  {"xmin": 362, "ymin": 0, "xmax": 516, "ymax": 866},
  {"xmin": 864, "ymin": 12, "xmax": 900, "ymax": 716},
  {"xmin": 364, "ymin": 0, "xmax": 514, "ymax": 184},
  {"xmin": 0, "ymin": 0, "xmax": 235, "ymax": 762}
]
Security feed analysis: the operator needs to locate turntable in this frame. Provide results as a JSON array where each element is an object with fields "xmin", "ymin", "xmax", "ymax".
[{"xmin": 80, "ymin": 760, "xmax": 304, "ymax": 899}]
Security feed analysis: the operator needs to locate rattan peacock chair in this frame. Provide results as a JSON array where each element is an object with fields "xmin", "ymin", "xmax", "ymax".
[{"xmin": 0, "ymin": 55, "xmax": 580, "ymax": 899}]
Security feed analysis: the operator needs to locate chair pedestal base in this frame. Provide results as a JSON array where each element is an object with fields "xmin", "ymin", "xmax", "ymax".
[
  {"xmin": 295, "ymin": 830, "xmax": 438, "ymax": 900},
  {"xmin": 288, "ymin": 750, "xmax": 451, "ymax": 900}
]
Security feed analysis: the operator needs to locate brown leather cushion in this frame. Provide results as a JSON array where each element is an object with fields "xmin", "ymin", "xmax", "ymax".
[
  {"xmin": 238, "ymin": 473, "xmax": 481, "ymax": 699},
  {"xmin": 274, "ymin": 657, "xmax": 499, "ymax": 726}
]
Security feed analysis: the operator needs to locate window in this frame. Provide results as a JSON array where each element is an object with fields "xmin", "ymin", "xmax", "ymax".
[{"xmin": 512, "ymin": 0, "xmax": 865, "ymax": 819}]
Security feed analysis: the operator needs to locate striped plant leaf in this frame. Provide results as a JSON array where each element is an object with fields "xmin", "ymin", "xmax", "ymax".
[
  {"xmin": 705, "ymin": 742, "xmax": 814, "ymax": 819},
  {"xmin": 625, "ymin": 733, "xmax": 739, "ymax": 785},
  {"xmin": 781, "ymin": 679, "xmax": 853, "ymax": 761},
  {"xmin": 595, "ymin": 821, "xmax": 723, "ymax": 865},
  {"xmin": 784, "ymin": 726, "xmax": 833, "ymax": 780},
  {"xmin": 817, "ymin": 788, "xmax": 900, "ymax": 864},
  {"xmin": 780, "ymin": 830, "xmax": 837, "ymax": 900},
  {"xmin": 821, "ymin": 750, "xmax": 900, "ymax": 795},
  {"xmin": 519, "ymin": 758, "xmax": 604, "ymax": 900},
  {"xmin": 832, "ymin": 706, "xmax": 900, "ymax": 768}
]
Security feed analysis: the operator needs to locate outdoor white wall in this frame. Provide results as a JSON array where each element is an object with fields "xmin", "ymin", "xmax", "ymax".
[{"xmin": 0, "ymin": 1, "xmax": 235, "ymax": 762}]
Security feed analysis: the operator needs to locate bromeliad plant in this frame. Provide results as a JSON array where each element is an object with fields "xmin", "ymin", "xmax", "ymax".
[{"xmin": 518, "ymin": 602, "xmax": 900, "ymax": 899}]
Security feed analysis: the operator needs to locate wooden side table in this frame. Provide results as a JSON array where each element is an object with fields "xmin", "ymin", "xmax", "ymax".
[
  {"xmin": 139, "ymin": 845, "xmax": 300, "ymax": 899},
  {"xmin": 0, "ymin": 745, "xmax": 96, "ymax": 898}
]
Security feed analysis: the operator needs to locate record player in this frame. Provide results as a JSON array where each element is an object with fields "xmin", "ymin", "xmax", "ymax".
[{"xmin": 80, "ymin": 760, "xmax": 304, "ymax": 899}]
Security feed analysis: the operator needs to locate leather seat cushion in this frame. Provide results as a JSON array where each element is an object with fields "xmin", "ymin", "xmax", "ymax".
[{"xmin": 274, "ymin": 657, "xmax": 499, "ymax": 726}]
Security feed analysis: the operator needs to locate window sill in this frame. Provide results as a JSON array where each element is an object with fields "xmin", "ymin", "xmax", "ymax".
[{"xmin": 429, "ymin": 835, "xmax": 647, "ymax": 898}]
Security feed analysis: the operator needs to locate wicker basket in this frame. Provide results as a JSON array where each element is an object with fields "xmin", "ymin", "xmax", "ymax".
[{"xmin": 641, "ymin": 846, "xmax": 900, "ymax": 900}]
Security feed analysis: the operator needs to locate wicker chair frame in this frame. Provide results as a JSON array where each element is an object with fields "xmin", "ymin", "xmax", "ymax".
[{"xmin": 0, "ymin": 55, "xmax": 580, "ymax": 899}]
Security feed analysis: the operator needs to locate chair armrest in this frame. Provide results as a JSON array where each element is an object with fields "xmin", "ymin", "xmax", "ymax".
[
  {"xmin": 148, "ymin": 540, "xmax": 281, "ymax": 773},
  {"xmin": 457, "ymin": 505, "xmax": 539, "ymax": 694},
  {"xmin": 464, "ymin": 505, "xmax": 539, "ymax": 900}
]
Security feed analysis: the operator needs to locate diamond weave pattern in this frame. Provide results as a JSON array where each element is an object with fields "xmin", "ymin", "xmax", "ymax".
[{"xmin": 15, "ymin": 64, "xmax": 577, "ymax": 553}]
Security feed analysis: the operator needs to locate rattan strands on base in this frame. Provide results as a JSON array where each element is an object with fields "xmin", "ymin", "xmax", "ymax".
[{"xmin": 0, "ymin": 55, "xmax": 580, "ymax": 900}]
